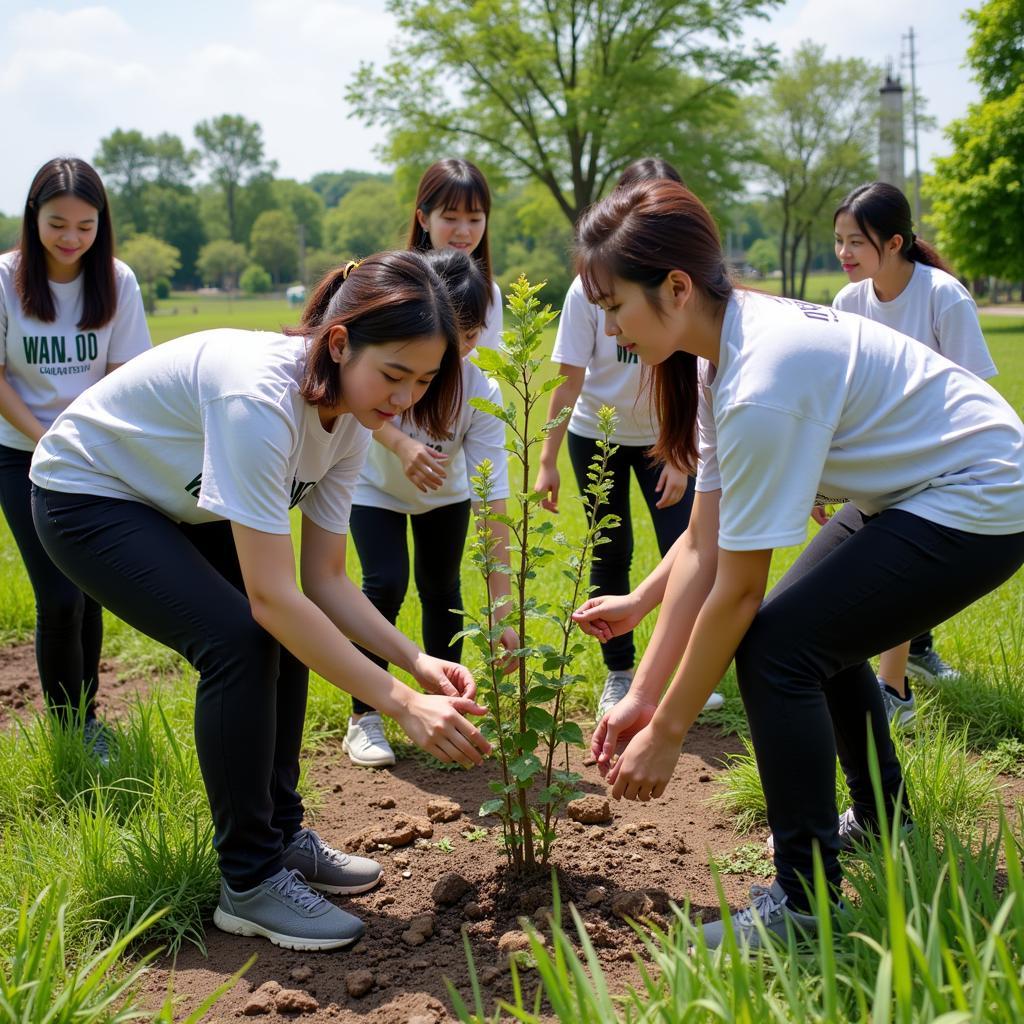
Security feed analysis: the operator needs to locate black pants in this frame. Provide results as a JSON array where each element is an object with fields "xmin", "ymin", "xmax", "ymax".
[
  {"xmin": 739, "ymin": 506, "xmax": 1024, "ymax": 910},
  {"xmin": 348, "ymin": 500, "xmax": 471, "ymax": 714},
  {"xmin": 567, "ymin": 431, "xmax": 694, "ymax": 671},
  {"xmin": 32, "ymin": 487, "xmax": 307, "ymax": 890},
  {"xmin": 0, "ymin": 445, "xmax": 102, "ymax": 720}
]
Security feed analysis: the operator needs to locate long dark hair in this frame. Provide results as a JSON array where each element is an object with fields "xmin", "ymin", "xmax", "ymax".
[
  {"xmin": 423, "ymin": 248, "xmax": 489, "ymax": 334},
  {"xmin": 834, "ymin": 182, "xmax": 952, "ymax": 273},
  {"xmin": 616, "ymin": 158, "xmax": 683, "ymax": 190},
  {"xmin": 288, "ymin": 252, "xmax": 463, "ymax": 439},
  {"xmin": 16, "ymin": 158, "xmax": 117, "ymax": 329},
  {"xmin": 407, "ymin": 159, "xmax": 493, "ymax": 290},
  {"xmin": 576, "ymin": 180, "xmax": 732, "ymax": 473}
]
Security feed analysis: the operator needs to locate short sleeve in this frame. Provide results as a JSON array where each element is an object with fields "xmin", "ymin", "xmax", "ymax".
[
  {"xmin": 694, "ymin": 380, "xmax": 721, "ymax": 492},
  {"xmin": 551, "ymin": 277, "xmax": 599, "ymax": 368},
  {"xmin": 935, "ymin": 299, "xmax": 997, "ymax": 379},
  {"xmin": 478, "ymin": 281, "xmax": 504, "ymax": 350},
  {"xmin": 715, "ymin": 403, "xmax": 834, "ymax": 551},
  {"xmin": 197, "ymin": 395, "xmax": 296, "ymax": 533},
  {"xmin": 299, "ymin": 429, "xmax": 373, "ymax": 534},
  {"xmin": 108, "ymin": 267, "xmax": 152, "ymax": 364},
  {"xmin": 0, "ymin": 275, "xmax": 8, "ymax": 364},
  {"xmin": 462, "ymin": 376, "xmax": 510, "ymax": 500}
]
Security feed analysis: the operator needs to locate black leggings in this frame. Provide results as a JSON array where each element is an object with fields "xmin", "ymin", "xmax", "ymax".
[
  {"xmin": 0, "ymin": 445, "xmax": 102, "ymax": 720},
  {"xmin": 32, "ymin": 486, "xmax": 308, "ymax": 890},
  {"xmin": 739, "ymin": 507, "xmax": 1024, "ymax": 910},
  {"xmin": 567, "ymin": 431, "xmax": 694, "ymax": 671},
  {"xmin": 348, "ymin": 500, "xmax": 470, "ymax": 714}
]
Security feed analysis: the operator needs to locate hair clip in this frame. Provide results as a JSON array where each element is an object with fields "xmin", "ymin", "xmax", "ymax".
[{"xmin": 342, "ymin": 259, "xmax": 362, "ymax": 281}]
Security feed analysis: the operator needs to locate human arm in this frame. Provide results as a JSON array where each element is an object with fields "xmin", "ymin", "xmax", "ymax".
[
  {"xmin": 653, "ymin": 461, "xmax": 690, "ymax": 509},
  {"xmin": 0, "ymin": 370, "xmax": 45, "ymax": 445},
  {"xmin": 231, "ymin": 517, "xmax": 490, "ymax": 767},
  {"xmin": 374, "ymin": 420, "xmax": 448, "ymax": 492},
  {"xmin": 533, "ymin": 363, "xmax": 585, "ymax": 512}
]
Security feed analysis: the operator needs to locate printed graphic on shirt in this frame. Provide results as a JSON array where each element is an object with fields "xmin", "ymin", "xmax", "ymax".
[
  {"xmin": 185, "ymin": 472, "xmax": 318, "ymax": 509},
  {"xmin": 22, "ymin": 332, "xmax": 99, "ymax": 372},
  {"xmin": 615, "ymin": 345, "xmax": 639, "ymax": 365}
]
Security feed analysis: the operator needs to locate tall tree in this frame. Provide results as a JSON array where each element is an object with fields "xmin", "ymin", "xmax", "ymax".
[
  {"xmin": 924, "ymin": 0, "xmax": 1024, "ymax": 289},
  {"xmin": 249, "ymin": 209, "xmax": 299, "ymax": 284},
  {"xmin": 119, "ymin": 234, "xmax": 181, "ymax": 312},
  {"xmin": 151, "ymin": 132, "xmax": 200, "ymax": 188},
  {"xmin": 749, "ymin": 42, "xmax": 877, "ymax": 298},
  {"xmin": 95, "ymin": 129, "xmax": 155, "ymax": 229},
  {"xmin": 194, "ymin": 115, "xmax": 270, "ymax": 242},
  {"xmin": 349, "ymin": 0, "xmax": 778, "ymax": 225},
  {"xmin": 197, "ymin": 239, "xmax": 248, "ymax": 289}
]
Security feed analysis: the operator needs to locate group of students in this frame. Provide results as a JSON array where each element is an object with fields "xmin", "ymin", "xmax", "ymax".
[{"xmin": 2, "ymin": 152, "xmax": 1020, "ymax": 953}]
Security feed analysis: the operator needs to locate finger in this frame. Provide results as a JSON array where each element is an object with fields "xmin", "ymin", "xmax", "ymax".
[
  {"xmin": 440, "ymin": 728, "xmax": 482, "ymax": 768},
  {"xmin": 432, "ymin": 673, "xmax": 459, "ymax": 698},
  {"xmin": 451, "ymin": 714, "xmax": 491, "ymax": 760},
  {"xmin": 601, "ymin": 720, "xmax": 620, "ymax": 766},
  {"xmin": 451, "ymin": 696, "xmax": 490, "ymax": 719},
  {"xmin": 591, "ymin": 716, "xmax": 607, "ymax": 759},
  {"xmin": 428, "ymin": 450, "xmax": 449, "ymax": 463},
  {"xmin": 428, "ymin": 741, "xmax": 453, "ymax": 764},
  {"xmin": 655, "ymin": 467, "xmax": 666, "ymax": 492},
  {"xmin": 652, "ymin": 780, "xmax": 668, "ymax": 800},
  {"xmin": 610, "ymin": 769, "xmax": 625, "ymax": 799}
]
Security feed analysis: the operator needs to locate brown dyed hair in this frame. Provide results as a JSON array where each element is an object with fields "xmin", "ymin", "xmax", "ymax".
[
  {"xmin": 407, "ymin": 159, "xmax": 493, "ymax": 293},
  {"xmin": 287, "ymin": 251, "xmax": 463, "ymax": 439},
  {"xmin": 835, "ymin": 182, "xmax": 952, "ymax": 273},
  {"xmin": 576, "ymin": 180, "xmax": 732, "ymax": 472},
  {"xmin": 16, "ymin": 158, "xmax": 117, "ymax": 329},
  {"xmin": 616, "ymin": 158, "xmax": 683, "ymax": 190}
]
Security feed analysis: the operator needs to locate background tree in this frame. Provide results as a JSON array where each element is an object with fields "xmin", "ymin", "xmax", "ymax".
[
  {"xmin": 746, "ymin": 237, "xmax": 779, "ymax": 277},
  {"xmin": 197, "ymin": 239, "xmax": 248, "ymax": 290},
  {"xmin": 95, "ymin": 129, "xmax": 154, "ymax": 229},
  {"xmin": 323, "ymin": 179, "xmax": 405, "ymax": 258},
  {"xmin": 272, "ymin": 179, "xmax": 326, "ymax": 250},
  {"xmin": 248, "ymin": 209, "xmax": 299, "ymax": 284},
  {"xmin": 119, "ymin": 234, "xmax": 181, "ymax": 312},
  {"xmin": 240, "ymin": 264, "xmax": 272, "ymax": 294},
  {"xmin": 308, "ymin": 170, "xmax": 391, "ymax": 208},
  {"xmin": 194, "ymin": 115, "xmax": 271, "ymax": 242},
  {"xmin": 0, "ymin": 214, "xmax": 19, "ymax": 251},
  {"xmin": 749, "ymin": 42, "xmax": 877, "ymax": 298},
  {"xmin": 151, "ymin": 132, "xmax": 200, "ymax": 188},
  {"xmin": 924, "ymin": 0, "xmax": 1024, "ymax": 292},
  {"xmin": 350, "ymin": 0, "xmax": 778, "ymax": 226}
]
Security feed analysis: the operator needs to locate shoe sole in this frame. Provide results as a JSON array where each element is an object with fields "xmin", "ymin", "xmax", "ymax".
[
  {"xmin": 213, "ymin": 907, "xmax": 363, "ymax": 950},
  {"xmin": 342, "ymin": 737, "xmax": 396, "ymax": 768},
  {"xmin": 306, "ymin": 869, "xmax": 384, "ymax": 896},
  {"xmin": 906, "ymin": 663, "xmax": 957, "ymax": 685}
]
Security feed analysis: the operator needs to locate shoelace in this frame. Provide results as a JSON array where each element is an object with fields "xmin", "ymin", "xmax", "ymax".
[
  {"xmin": 837, "ymin": 807, "xmax": 862, "ymax": 840},
  {"xmin": 269, "ymin": 868, "xmax": 329, "ymax": 913},
  {"xmin": 733, "ymin": 884, "xmax": 785, "ymax": 928},
  {"xmin": 602, "ymin": 674, "xmax": 632, "ymax": 706},
  {"xmin": 356, "ymin": 714, "xmax": 389, "ymax": 748},
  {"xmin": 293, "ymin": 828, "xmax": 351, "ymax": 870}
]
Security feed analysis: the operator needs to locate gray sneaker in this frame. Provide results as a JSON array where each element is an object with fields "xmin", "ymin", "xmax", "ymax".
[
  {"xmin": 213, "ymin": 867, "xmax": 365, "ymax": 950},
  {"xmin": 283, "ymin": 828, "xmax": 383, "ymax": 895},
  {"xmin": 907, "ymin": 648, "xmax": 960, "ymax": 685},
  {"xmin": 596, "ymin": 670, "xmax": 633, "ymax": 720},
  {"xmin": 83, "ymin": 718, "xmax": 111, "ymax": 767},
  {"xmin": 879, "ymin": 678, "xmax": 916, "ymax": 728},
  {"xmin": 701, "ymin": 880, "xmax": 820, "ymax": 950},
  {"xmin": 767, "ymin": 807, "xmax": 913, "ymax": 856}
]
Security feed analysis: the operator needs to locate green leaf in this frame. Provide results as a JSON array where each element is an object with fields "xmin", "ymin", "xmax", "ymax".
[
  {"xmin": 555, "ymin": 721, "xmax": 585, "ymax": 746},
  {"xmin": 525, "ymin": 706, "xmax": 555, "ymax": 731},
  {"xmin": 479, "ymin": 798, "xmax": 505, "ymax": 817},
  {"xmin": 509, "ymin": 753, "xmax": 542, "ymax": 782}
]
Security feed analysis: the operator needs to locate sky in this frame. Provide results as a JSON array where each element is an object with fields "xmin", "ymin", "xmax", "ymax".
[{"xmin": 0, "ymin": 0, "xmax": 981, "ymax": 215}]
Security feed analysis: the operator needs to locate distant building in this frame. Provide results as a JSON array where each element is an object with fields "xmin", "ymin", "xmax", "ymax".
[{"xmin": 879, "ymin": 68, "xmax": 906, "ymax": 187}]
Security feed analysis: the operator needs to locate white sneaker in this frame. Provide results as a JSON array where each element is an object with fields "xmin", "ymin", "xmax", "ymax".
[
  {"xmin": 702, "ymin": 690, "xmax": 725, "ymax": 712},
  {"xmin": 343, "ymin": 712, "xmax": 396, "ymax": 768}
]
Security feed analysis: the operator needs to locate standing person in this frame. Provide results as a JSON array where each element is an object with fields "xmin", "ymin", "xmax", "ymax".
[
  {"xmin": 408, "ymin": 158, "xmax": 503, "ymax": 350},
  {"xmin": 0, "ymin": 157, "xmax": 150, "ymax": 757},
  {"xmin": 344, "ymin": 248, "xmax": 517, "ymax": 767},
  {"xmin": 30, "ymin": 252, "xmax": 493, "ymax": 951},
  {"xmin": 569, "ymin": 180, "xmax": 1024, "ymax": 948},
  {"xmin": 830, "ymin": 181, "xmax": 998, "ymax": 724},
  {"xmin": 533, "ymin": 158, "xmax": 722, "ymax": 719}
]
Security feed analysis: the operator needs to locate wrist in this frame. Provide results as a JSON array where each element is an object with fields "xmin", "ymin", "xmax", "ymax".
[{"xmin": 649, "ymin": 709, "xmax": 686, "ymax": 745}]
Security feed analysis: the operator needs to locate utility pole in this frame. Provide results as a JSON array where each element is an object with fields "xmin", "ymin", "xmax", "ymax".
[{"xmin": 902, "ymin": 26, "xmax": 922, "ymax": 225}]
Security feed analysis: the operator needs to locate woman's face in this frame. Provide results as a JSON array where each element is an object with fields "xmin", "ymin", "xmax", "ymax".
[
  {"xmin": 459, "ymin": 324, "xmax": 482, "ymax": 358},
  {"xmin": 332, "ymin": 333, "xmax": 449, "ymax": 429},
  {"xmin": 37, "ymin": 194, "xmax": 100, "ymax": 280},
  {"xmin": 598, "ymin": 277, "xmax": 682, "ymax": 365},
  {"xmin": 417, "ymin": 203, "xmax": 486, "ymax": 256},
  {"xmin": 834, "ymin": 211, "xmax": 898, "ymax": 283}
]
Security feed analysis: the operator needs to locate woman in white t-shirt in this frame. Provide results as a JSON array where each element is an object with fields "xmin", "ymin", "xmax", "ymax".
[
  {"xmin": 344, "ymin": 248, "xmax": 517, "ymax": 767},
  {"xmin": 568, "ymin": 180, "xmax": 1024, "ymax": 949},
  {"xmin": 30, "ymin": 252, "xmax": 492, "ymax": 952},
  {"xmin": 827, "ymin": 181, "xmax": 998, "ymax": 723},
  {"xmin": 0, "ymin": 158, "xmax": 150, "ymax": 752},
  {"xmin": 407, "ymin": 158, "xmax": 503, "ymax": 350},
  {"xmin": 534, "ymin": 159, "xmax": 722, "ymax": 720}
]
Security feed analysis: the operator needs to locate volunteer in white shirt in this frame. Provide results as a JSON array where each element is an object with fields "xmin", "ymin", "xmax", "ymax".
[
  {"xmin": 827, "ymin": 180, "xmax": 998, "ymax": 722},
  {"xmin": 30, "ymin": 252, "xmax": 492, "ymax": 952},
  {"xmin": 569, "ymin": 180, "xmax": 1024, "ymax": 949},
  {"xmin": 407, "ymin": 158, "xmax": 503, "ymax": 350},
  {"xmin": 534, "ymin": 159, "xmax": 722, "ymax": 720},
  {"xmin": 345, "ymin": 249, "xmax": 517, "ymax": 767},
  {"xmin": 0, "ymin": 157, "xmax": 149, "ymax": 752}
]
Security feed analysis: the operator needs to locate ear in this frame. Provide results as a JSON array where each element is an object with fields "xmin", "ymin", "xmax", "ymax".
[
  {"xmin": 664, "ymin": 269, "xmax": 695, "ymax": 310},
  {"xmin": 415, "ymin": 208, "xmax": 430, "ymax": 234},
  {"xmin": 886, "ymin": 233, "xmax": 905, "ymax": 256},
  {"xmin": 327, "ymin": 325, "xmax": 349, "ymax": 363}
]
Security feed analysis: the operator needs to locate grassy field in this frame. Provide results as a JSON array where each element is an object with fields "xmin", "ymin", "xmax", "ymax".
[{"xmin": 1, "ymin": 282, "xmax": 1023, "ymax": 1021}]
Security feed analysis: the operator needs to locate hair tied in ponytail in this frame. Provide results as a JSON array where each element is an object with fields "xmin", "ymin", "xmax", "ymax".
[{"xmin": 342, "ymin": 259, "xmax": 362, "ymax": 280}]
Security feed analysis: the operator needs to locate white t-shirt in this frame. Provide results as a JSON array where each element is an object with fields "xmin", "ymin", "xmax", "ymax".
[
  {"xmin": 478, "ymin": 281, "xmax": 504, "ymax": 350},
  {"xmin": 833, "ymin": 262, "xmax": 996, "ymax": 379},
  {"xmin": 30, "ymin": 329, "xmax": 371, "ymax": 535},
  {"xmin": 695, "ymin": 292, "xmax": 1024, "ymax": 551},
  {"xmin": 0, "ymin": 252, "xmax": 150, "ymax": 451},
  {"xmin": 551, "ymin": 276, "xmax": 657, "ymax": 446},
  {"xmin": 354, "ymin": 357, "xmax": 510, "ymax": 514}
]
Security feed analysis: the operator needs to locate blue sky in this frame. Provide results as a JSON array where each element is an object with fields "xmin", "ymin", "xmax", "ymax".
[{"xmin": 0, "ymin": 0, "xmax": 980, "ymax": 214}]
